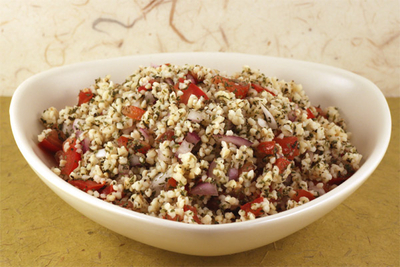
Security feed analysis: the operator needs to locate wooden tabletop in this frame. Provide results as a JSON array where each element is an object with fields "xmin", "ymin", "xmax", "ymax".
[{"xmin": 1, "ymin": 97, "xmax": 399, "ymax": 266}]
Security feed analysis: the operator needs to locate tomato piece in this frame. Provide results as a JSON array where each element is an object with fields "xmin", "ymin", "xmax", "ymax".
[
  {"xmin": 165, "ymin": 178, "xmax": 177, "ymax": 190},
  {"xmin": 240, "ymin": 197, "xmax": 264, "ymax": 217},
  {"xmin": 327, "ymin": 170, "xmax": 355, "ymax": 185},
  {"xmin": 155, "ymin": 130, "xmax": 175, "ymax": 143},
  {"xmin": 212, "ymin": 76, "xmax": 249, "ymax": 99},
  {"xmin": 257, "ymin": 141, "xmax": 276, "ymax": 156},
  {"xmin": 178, "ymin": 83, "xmax": 209, "ymax": 105},
  {"xmin": 78, "ymin": 89, "xmax": 93, "ymax": 106},
  {"xmin": 38, "ymin": 129, "xmax": 64, "ymax": 154},
  {"xmin": 306, "ymin": 108, "xmax": 315, "ymax": 119},
  {"xmin": 122, "ymin": 106, "xmax": 146, "ymax": 121},
  {"xmin": 163, "ymin": 214, "xmax": 183, "ymax": 222},
  {"xmin": 132, "ymin": 140, "xmax": 151, "ymax": 154},
  {"xmin": 117, "ymin": 136, "xmax": 129, "ymax": 148},
  {"xmin": 172, "ymin": 78, "xmax": 184, "ymax": 93},
  {"xmin": 61, "ymin": 149, "xmax": 81, "ymax": 176},
  {"xmin": 100, "ymin": 185, "xmax": 115, "ymax": 195},
  {"xmin": 138, "ymin": 79, "xmax": 155, "ymax": 92},
  {"xmin": 274, "ymin": 136, "xmax": 299, "ymax": 160},
  {"xmin": 292, "ymin": 189, "xmax": 315, "ymax": 202},
  {"xmin": 117, "ymin": 136, "xmax": 150, "ymax": 154},
  {"xmin": 115, "ymin": 198, "xmax": 134, "ymax": 209},
  {"xmin": 68, "ymin": 179, "xmax": 105, "ymax": 192},
  {"xmin": 327, "ymin": 177, "xmax": 347, "ymax": 186},
  {"xmin": 250, "ymin": 83, "xmax": 276, "ymax": 96},
  {"xmin": 183, "ymin": 205, "xmax": 202, "ymax": 224},
  {"xmin": 275, "ymin": 157, "xmax": 291, "ymax": 173},
  {"xmin": 58, "ymin": 138, "xmax": 81, "ymax": 176}
]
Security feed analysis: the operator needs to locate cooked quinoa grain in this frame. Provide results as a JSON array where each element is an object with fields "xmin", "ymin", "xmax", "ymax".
[{"xmin": 38, "ymin": 64, "xmax": 362, "ymax": 224}]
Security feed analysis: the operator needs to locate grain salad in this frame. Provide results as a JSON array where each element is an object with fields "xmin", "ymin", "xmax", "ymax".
[{"xmin": 37, "ymin": 64, "xmax": 362, "ymax": 224}]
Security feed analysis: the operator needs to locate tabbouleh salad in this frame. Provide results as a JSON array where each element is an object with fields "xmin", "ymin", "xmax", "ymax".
[{"xmin": 38, "ymin": 63, "xmax": 362, "ymax": 224}]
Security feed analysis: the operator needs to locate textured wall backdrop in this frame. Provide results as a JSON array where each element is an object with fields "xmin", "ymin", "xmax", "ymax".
[{"xmin": 1, "ymin": 0, "xmax": 399, "ymax": 96}]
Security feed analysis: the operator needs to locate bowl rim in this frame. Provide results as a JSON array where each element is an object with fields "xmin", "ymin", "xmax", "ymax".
[{"xmin": 9, "ymin": 52, "xmax": 392, "ymax": 231}]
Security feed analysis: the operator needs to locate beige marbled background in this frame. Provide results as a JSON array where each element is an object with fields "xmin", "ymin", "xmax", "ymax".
[{"xmin": 1, "ymin": 0, "xmax": 399, "ymax": 96}]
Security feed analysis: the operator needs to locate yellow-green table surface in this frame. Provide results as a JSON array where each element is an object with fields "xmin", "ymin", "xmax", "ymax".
[{"xmin": 1, "ymin": 97, "xmax": 399, "ymax": 266}]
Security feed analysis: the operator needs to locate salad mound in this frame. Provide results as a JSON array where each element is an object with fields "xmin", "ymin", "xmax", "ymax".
[{"xmin": 38, "ymin": 64, "xmax": 362, "ymax": 224}]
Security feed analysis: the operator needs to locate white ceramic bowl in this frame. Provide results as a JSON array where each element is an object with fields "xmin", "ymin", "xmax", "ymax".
[{"xmin": 10, "ymin": 52, "xmax": 391, "ymax": 256}]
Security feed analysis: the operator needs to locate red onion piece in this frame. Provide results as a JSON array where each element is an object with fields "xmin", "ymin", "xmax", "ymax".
[
  {"xmin": 207, "ymin": 160, "xmax": 217, "ymax": 178},
  {"xmin": 62, "ymin": 122, "xmax": 73, "ymax": 135},
  {"xmin": 186, "ymin": 73, "xmax": 197, "ymax": 84},
  {"xmin": 164, "ymin": 78, "xmax": 174, "ymax": 86},
  {"xmin": 186, "ymin": 132, "xmax": 200, "ymax": 144},
  {"xmin": 73, "ymin": 119, "xmax": 85, "ymax": 131},
  {"xmin": 75, "ymin": 130, "xmax": 82, "ymax": 138},
  {"xmin": 151, "ymin": 172, "xmax": 169, "ymax": 194},
  {"xmin": 308, "ymin": 181, "xmax": 326, "ymax": 196},
  {"xmin": 228, "ymin": 168, "xmax": 239, "ymax": 181},
  {"xmin": 157, "ymin": 149, "xmax": 170, "ymax": 162},
  {"xmin": 191, "ymin": 182, "xmax": 218, "ymax": 196},
  {"xmin": 261, "ymin": 104, "xmax": 277, "ymax": 129},
  {"xmin": 187, "ymin": 110, "xmax": 204, "ymax": 123},
  {"xmin": 118, "ymin": 164, "xmax": 130, "ymax": 175},
  {"xmin": 224, "ymin": 120, "xmax": 234, "ymax": 131},
  {"xmin": 175, "ymin": 140, "xmax": 194, "ymax": 157},
  {"xmin": 306, "ymin": 150, "xmax": 314, "ymax": 162},
  {"xmin": 257, "ymin": 118, "xmax": 268, "ymax": 128},
  {"xmin": 129, "ymin": 154, "xmax": 142, "ymax": 166},
  {"xmin": 81, "ymin": 136, "xmax": 90, "ymax": 153},
  {"xmin": 121, "ymin": 125, "xmax": 135, "ymax": 135},
  {"xmin": 287, "ymin": 110, "xmax": 297, "ymax": 122},
  {"xmin": 144, "ymin": 92, "xmax": 156, "ymax": 104},
  {"xmin": 175, "ymin": 132, "xmax": 200, "ymax": 157},
  {"xmin": 213, "ymin": 135, "xmax": 253, "ymax": 147},
  {"xmin": 139, "ymin": 128, "xmax": 151, "ymax": 143}
]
